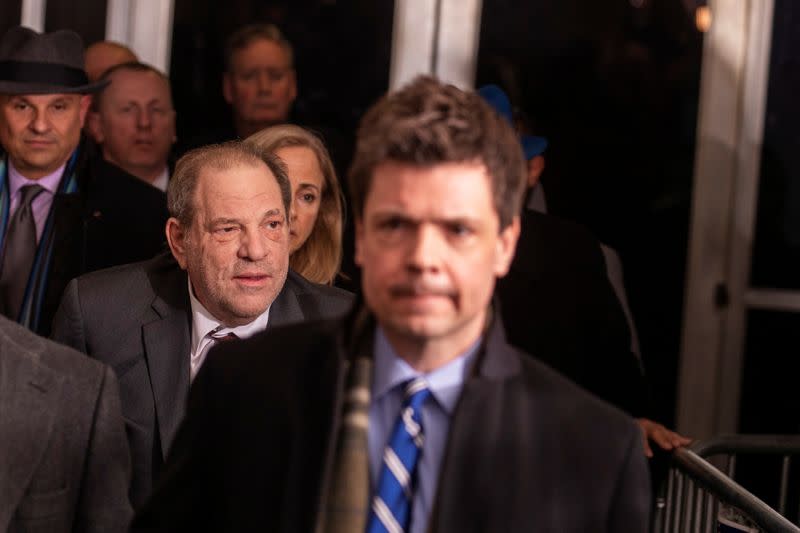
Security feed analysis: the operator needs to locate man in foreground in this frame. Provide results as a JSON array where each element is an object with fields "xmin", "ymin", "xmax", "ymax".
[
  {"xmin": 136, "ymin": 77, "xmax": 650, "ymax": 532},
  {"xmin": 0, "ymin": 315, "xmax": 131, "ymax": 532},
  {"xmin": 52, "ymin": 142, "xmax": 353, "ymax": 508}
]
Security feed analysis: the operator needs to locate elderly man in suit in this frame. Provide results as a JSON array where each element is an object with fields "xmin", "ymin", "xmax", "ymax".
[
  {"xmin": 136, "ymin": 76, "xmax": 650, "ymax": 532},
  {"xmin": 0, "ymin": 26, "xmax": 168, "ymax": 336},
  {"xmin": 51, "ymin": 142, "xmax": 353, "ymax": 509},
  {"xmin": 0, "ymin": 315, "xmax": 131, "ymax": 532}
]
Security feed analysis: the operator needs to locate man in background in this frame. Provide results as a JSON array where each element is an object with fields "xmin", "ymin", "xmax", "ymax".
[
  {"xmin": 52, "ymin": 142, "xmax": 353, "ymax": 508},
  {"xmin": 88, "ymin": 62, "xmax": 176, "ymax": 191},
  {"xmin": 223, "ymin": 23, "xmax": 296, "ymax": 139},
  {"xmin": 0, "ymin": 26, "xmax": 168, "ymax": 335}
]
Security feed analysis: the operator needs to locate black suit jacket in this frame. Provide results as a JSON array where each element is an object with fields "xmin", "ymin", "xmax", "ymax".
[
  {"xmin": 50, "ymin": 252, "xmax": 354, "ymax": 509},
  {"xmin": 497, "ymin": 210, "xmax": 648, "ymax": 416},
  {"xmin": 32, "ymin": 148, "xmax": 169, "ymax": 337},
  {"xmin": 135, "ymin": 309, "xmax": 651, "ymax": 532}
]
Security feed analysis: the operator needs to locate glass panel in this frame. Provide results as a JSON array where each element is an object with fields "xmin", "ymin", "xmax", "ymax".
[
  {"xmin": 45, "ymin": 0, "xmax": 107, "ymax": 46},
  {"xmin": 736, "ymin": 310, "xmax": 800, "ymax": 515},
  {"xmin": 477, "ymin": 0, "xmax": 704, "ymax": 425},
  {"xmin": 750, "ymin": 0, "xmax": 800, "ymax": 289},
  {"xmin": 0, "ymin": 0, "xmax": 22, "ymax": 39}
]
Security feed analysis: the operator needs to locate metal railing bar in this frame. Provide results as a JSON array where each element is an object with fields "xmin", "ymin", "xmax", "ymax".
[
  {"xmin": 691, "ymin": 435, "xmax": 800, "ymax": 457},
  {"xmin": 779, "ymin": 455, "xmax": 790, "ymax": 516},
  {"xmin": 671, "ymin": 448, "xmax": 800, "ymax": 532}
]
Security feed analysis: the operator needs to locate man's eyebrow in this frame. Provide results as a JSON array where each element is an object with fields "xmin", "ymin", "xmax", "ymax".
[
  {"xmin": 209, "ymin": 217, "xmax": 241, "ymax": 226},
  {"xmin": 262, "ymin": 208, "xmax": 283, "ymax": 218}
]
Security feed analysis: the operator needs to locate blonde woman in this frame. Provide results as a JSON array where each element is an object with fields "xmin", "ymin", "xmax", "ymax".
[{"xmin": 246, "ymin": 125, "xmax": 344, "ymax": 285}]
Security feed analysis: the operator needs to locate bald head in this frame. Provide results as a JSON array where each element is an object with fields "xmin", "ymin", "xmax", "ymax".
[{"xmin": 85, "ymin": 41, "xmax": 138, "ymax": 82}]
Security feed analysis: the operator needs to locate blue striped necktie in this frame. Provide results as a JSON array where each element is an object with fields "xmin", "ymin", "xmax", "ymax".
[{"xmin": 366, "ymin": 377, "xmax": 431, "ymax": 533}]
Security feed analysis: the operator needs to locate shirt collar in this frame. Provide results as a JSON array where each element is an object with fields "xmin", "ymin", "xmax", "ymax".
[
  {"xmin": 372, "ymin": 326, "xmax": 480, "ymax": 414},
  {"xmin": 151, "ymin": 166, "xmax": 169, "ymax": 192},
  {"xmin": 188, "ymin": 277, "xmax": 271, "ymax": 354},
  {"xmin": 8, "ymin": 160, "xmax": 65, "ymax": 197}
]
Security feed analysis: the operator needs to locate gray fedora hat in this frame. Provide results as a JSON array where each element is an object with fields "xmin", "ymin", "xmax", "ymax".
[{"xmin": 0, "ymin": 26, "xmax": 109, "ymax": 94}]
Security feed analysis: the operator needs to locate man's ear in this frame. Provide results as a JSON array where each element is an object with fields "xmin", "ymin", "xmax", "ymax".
[
  {"xmin": 165, "ymin": 218, "xmax": 189, "ymax": 270},
  {"xmin": 287, "ymin": 69, "xmax": 298, "ymax": 105},
  {"xmin": 86, "ymin": 111, "xmax": 104, "ymax": 143},
  {"xmin": 527, "ymin": 155, "xmax": 545, "ymax": 188},
  {"xmin": 494, "ymin": 215, "xmax": 520, "ymax": 278},
  {"xmin": 78, "ymin": 94, "xmax": 92, "ymax": 127},
  {"xmin": 354, "ymin": 218, "xmax": 364, "ymax": 267}
]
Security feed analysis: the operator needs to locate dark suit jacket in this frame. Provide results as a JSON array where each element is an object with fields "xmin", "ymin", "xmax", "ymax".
[
  {"xmin": 50, "ymin": 252, "xmax": 354, "ymax": 509},
  {"xmin": 29, "ymin": 146, "xmax": 169, "ymax": 337},
  {"xmin": 497, "ymin": 210, "xmax": 648, "ymax": 416},
  {"xmin": 135, "ymin": 309, "xmax": 651, "ymax": 532},
  {"xmin": 0, "ymin": 315, "xmax": 131, "ymax": 532}
]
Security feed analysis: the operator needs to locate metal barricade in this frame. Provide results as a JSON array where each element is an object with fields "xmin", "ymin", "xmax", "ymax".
[{"xmin": 652, "ymin": 435, "xmax": 800, "ymax": 532}]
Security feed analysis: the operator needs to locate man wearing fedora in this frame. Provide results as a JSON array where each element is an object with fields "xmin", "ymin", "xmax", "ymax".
[{"xmin": 0, "ymin": 26, "xmax": 168, "ymax": 335}]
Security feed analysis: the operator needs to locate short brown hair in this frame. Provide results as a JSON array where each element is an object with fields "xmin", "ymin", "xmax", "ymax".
[
  {"xmin": 348, "ymin": 76, "xmax": 527, "ymax": 229},
  {"xmin": 168, "ymin": 141, "xmax": 291, "ymax": 227},
  {"xmin": 224, "ymin": 24, "xmax": 293, "ymax": 72},
  {"xmin": 245, "ymin": 125, "xmax": 344, "ymax": 285}
]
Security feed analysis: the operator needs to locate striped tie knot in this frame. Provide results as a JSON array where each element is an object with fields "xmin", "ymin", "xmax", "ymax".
[{"xmin": 366, "ymin": 377, "xmax": 431, "ymax": 533}]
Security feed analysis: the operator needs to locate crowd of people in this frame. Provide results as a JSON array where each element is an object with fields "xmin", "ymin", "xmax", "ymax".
[{"xmin": 1, "ymin": 23, "xmax": 689, "ymax": 532}]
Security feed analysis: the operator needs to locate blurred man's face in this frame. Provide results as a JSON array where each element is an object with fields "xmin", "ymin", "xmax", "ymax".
[
  {"xmin": 89, "ymin": 69, "xmax": 175, "ymax": 183},
  {"xmin": 356, "ymin": 161, "xmax": 519, "ymax": 365},
  {"xmin": 223, "ymin": 38, "xmax": 296, "ymax": 136},
  {"xmin": 0, "ymin": 93, "xmax": 90, "ymax": 179},
  {"xmin": 167, "ymin": 161, "xmax": 290, "ymax": 327}
]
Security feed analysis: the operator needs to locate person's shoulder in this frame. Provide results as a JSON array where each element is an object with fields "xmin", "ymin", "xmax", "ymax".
[
  {"xmin": 513, "ymin": 347, "xmax": 638, "ymax": 435},
  {"xmin": 286, "ymin": 270, "xmax": 355, "ymax": 305},
  {"xmin": 70, "ymin": 252, "xmax": 178, "ymax": 302},
  {"xmin": 82, "ymin": 155, "xmax": 167, "ymax": 207},
  {"xmin": 203, "ymin": 317, "xmax": 344, "ymax": 383},
  {"xmin": 0, "ymin": 316, "xmax": 107, "ymax": 385}
]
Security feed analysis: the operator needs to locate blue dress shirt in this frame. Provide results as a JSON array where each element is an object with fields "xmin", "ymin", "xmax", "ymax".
[{"xmin": 368, "ymin": 327, "xmax": 480, "ymax": 533}]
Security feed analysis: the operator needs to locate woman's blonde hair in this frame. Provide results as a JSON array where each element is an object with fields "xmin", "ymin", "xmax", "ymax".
[{"xmin": 245, "ymin": 125, "xmax": 344, "ymax": 285}]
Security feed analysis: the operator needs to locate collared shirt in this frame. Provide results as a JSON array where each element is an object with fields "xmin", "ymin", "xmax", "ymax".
[
  {"xmin": 188, "ymin": 278, "xmax": 270, "ymax": 381},
  {"xmin": 368, "ymin": 326, "xmax": 480, "ymax": 533},
  {"xmin": 526, "ymin": 183, "xmax": 547, "ymax": 213},
  {"xmin": 151, "ymin": 167, "xmax": 169, "ymax": 192},
  {"xmin": 7, "ymin": 161, "xmax": 66, "ymax": 243}
]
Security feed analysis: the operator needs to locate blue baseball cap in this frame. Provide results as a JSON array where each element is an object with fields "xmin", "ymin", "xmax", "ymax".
[{"xmin": 478, "ymin": 84, "xmax": 548, "ymax": 160}]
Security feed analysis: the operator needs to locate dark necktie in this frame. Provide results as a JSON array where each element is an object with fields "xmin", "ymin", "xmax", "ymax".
[
  {"xmin": 366, "ymin": 377, "xmax": 431, "ymax": 533},
  {"xmin": 0, "ymin": 184, "xmax": 44, "ymax": 319}
]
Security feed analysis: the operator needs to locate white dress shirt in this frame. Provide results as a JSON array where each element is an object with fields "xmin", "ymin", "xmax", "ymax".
[
  {"xmin": 151, "ymin": 167, "xmax": 169, "ymax": 192},
  {"xmin": 188, "ymin": 279, "xmax": 270, "ymax": 381}
]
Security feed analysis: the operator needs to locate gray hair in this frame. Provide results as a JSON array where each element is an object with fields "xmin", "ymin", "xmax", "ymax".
[{"xmin": 167, "ymin": 141, "xmax": 291, "ymax": 227}]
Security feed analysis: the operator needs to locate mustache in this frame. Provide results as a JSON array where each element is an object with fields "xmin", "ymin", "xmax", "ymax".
[
  {"xmin": 389, "ymin": 281, "xmax": 455, "ymax": 298},
  {"xmin": 231, "ymin": 260, "xmax": 277, "ymax": 277}
]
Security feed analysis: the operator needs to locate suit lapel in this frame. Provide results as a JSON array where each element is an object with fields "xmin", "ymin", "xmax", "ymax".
[
  {"xmin": 0, "ymin": 338, "xmax": 62, "ymax": 527},
  {"xmin": 142, "ymin": 266, "xmax": 191, "ymax": 460}
]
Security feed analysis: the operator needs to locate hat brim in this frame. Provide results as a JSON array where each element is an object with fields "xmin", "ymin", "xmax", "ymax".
[
  {"xmin": 0, "ymin": 78, "xmax": 109, "ymax": 95},
  {"xmin": 522, "ymin": 135, "xmax": 548, "ymax": 160}
]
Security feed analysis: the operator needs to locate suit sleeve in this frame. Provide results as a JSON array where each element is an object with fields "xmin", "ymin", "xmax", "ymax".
[
  {"xmin": 50, "ymin": 278, "xmax": 89, "ymax": 353},
  {"xmin": 607, "ymin": 423, "xmax": 652, "ymax": 532},
  {"xmin": 132, "ymin": 355, "xmax": 219, "ymax": 532},
  {"xmin": 74, "ymin": 366, "xmax": 134, "ymax": 532}
]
